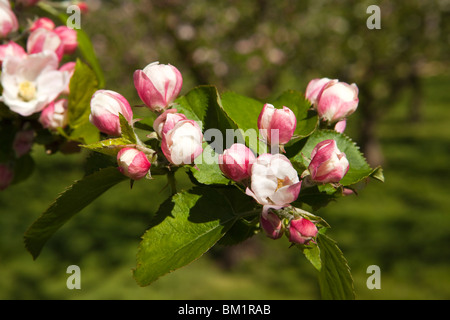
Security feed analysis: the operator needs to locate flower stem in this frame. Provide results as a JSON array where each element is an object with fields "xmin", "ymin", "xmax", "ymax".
[{"xmin": 167, "ymin": 170, "xmax": 177, "ymax": 196}]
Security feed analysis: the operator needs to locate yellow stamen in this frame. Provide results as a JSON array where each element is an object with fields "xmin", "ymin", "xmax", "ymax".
[
  {"xmin": 18, "ymin": 81, "xmax": 37, "ymax": 102},
  {"xmin": 276, "ymin": 178, "xmax": 285, "ymax": 191}
]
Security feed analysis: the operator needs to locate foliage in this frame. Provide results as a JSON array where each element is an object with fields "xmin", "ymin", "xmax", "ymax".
[{"xmin": 0, "ymin": 0, "xmax": 400, "ymax": 300}]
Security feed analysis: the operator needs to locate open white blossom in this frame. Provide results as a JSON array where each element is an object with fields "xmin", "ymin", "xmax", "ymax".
[{"xmin": 1, "ymin": 51, "xmax": 70, "ymax": 117}]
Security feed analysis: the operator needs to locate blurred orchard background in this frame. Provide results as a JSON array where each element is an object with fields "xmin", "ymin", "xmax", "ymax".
[{"xmin": 1, "ymin": 0, "xmax": 450, "ymax": 299}]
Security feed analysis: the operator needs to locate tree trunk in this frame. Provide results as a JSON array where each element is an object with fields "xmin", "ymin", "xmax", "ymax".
[{"xmin": 409, "ymin": 73, "xmax": 422, "ymax": 123}]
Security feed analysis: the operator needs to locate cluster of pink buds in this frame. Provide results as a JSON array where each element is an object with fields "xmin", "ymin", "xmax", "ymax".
[
  {"xmin": 259, "ymin": 206, "xmax": 319, "ymax": 245},
  {"xmin": 216, "ymin": 85, "xmax": 355, "ymax": 245},
  {"xmin": 27, "ymin": 17, "xmax": 78, "ymax": 61},
  {"xmin": 306, "ymin": 77, "xmax": 359, "ymax": 132},
  {"xmin": 89, "ymin": 61, "xmax": 202, "ymax": 181}
]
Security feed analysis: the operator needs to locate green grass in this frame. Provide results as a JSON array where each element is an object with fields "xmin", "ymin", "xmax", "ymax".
[{"xmin": 0, "ymin": 75, "xmax": 449, "ymax": 299}]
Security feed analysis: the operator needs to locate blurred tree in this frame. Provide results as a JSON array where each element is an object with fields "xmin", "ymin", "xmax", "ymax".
[{"xmin": 83, "ymin": 0, "xmax": 449, "ymax": 165}]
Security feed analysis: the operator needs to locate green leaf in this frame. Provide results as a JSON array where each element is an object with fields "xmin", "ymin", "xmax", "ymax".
[
  {"xmin": 69, "ymin": 120, "xmax": 100, "ymax": 145},
  {"xmin": 119, "ymin": 113, "xmax": 137, "ymax": 144},
  {"xmin": 175, "ymin": 86, "xmax": 240, "ymax": 149},
  {"xmin": 133, "ymin": 187, "xmax": 252, "ymax": 286},
  {"xmin": 317, "ymin": 233, "xmax": 355, "ymax": 300},
  {"xmin": 80, "ymin": 137, "xmax": 135, "ymax": 156},
  {"xmin": 294, "ymin": 185, "xmax": 340, "ymax": 210},
  {"xmin": 83, "ymin": 151, "xmax": 117, "ymax": 176},
  {"xmin": 68, "ymin": 59, "xmax": 99, "ymax": 129},
  {"xmin": 220, "ymin": 91, "xmax": 267, "ymax": 154},
  {"xmin": 291, "ymin": 129, "xmax": 383, "ymax": 186},
  {"xmin": 24, "ymin": 167, "xmax": 127, "ymax": 259},
  {"xmin": 75, "ymin": 28, "xmax": 105, "ymax": 88},
  {"xmin": 220, "ymin": 91, "xmax": 263, "ymax": 132},
  {"xmin": 133, "ymin": 116, "xmax": 156, "ymax": 131},
  {"xmin": 217, "ymin": 217, "xmax": 259, "ymax": 246},
  {"xmin": 191, "ymin": 143, "xmax": 230, "ymax": 185},
  {"xmin": 302, "ymin": 243, "xmax": 322, "ymax": 271}
]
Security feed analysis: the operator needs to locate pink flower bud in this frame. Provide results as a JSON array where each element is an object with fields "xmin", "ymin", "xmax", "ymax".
[
  {"xmin": 54, "ymin": 26, "xmax": 78, "ymax": 55},
  {"xmin": 258, "ymin": 104, "xmax": 296, "ymax": 146},
  {"xmin": 27, "ymin": 28, "xmax": 64, "ymax": 61},
  {"xmin": 89, "ymin": 90, "xmax": 133, "ymax": 136},
  {"xmin": 59, "ymin": 61, "xmax": 76, "ymax": 95},
  {"xmin": 117, "ymin": 147, "xmax": 151, "ymax": 180},
  {"xmin": 334, "ymin": 118, "xmax": 347, "ymax": 133},
  {"xmin": 77, "ymin": 2, "xmax": 89, "ymax": 14},
  {"xmin": 0, "ymin": 163, "xmax": 14, "ymax": 191},
  {"xmin": 260, "ymin": 206, "xmax": 284, "ymax": 239},
  {"xmin": 13, "ymin": 130, "xmax": 34, "ymax": 158},
  {"xmin": 133, "ymin": 62, "xmax": 183, "ymax": 112},
  {"xmin": 218, "ymin": 143, "xmax": 256, "ymax": 182},
  {"xmin": 0, "ymin": 41, "xmax": 27, "ymax": 65},
  {"xmin": 30, "ymin": 17, "xmax": 55, "ymax": 32},
  {"xmin": 153, "ymin": 108, "xmax": 187, "ymax": 138},
  {"xmin": 309, "ymin": 139, "xmax": 349, "ymax": 184},
  {"xmin": 316, "ymin": 81, "xmax": 359, "ymax": 123},
  {"xmin": 288, "ymin": 217, "xmax": 318, "ymax": 245},
  {"xmin": 39, "ymin": 99, "xmax": 69, "ymax": 130},
  {"xmin": 0, "ymin": 2, "xmax": 18, "ymax": 38},
  {"xmin": 305, "ymin": 77, "xmax": 335, "ymax": 106},
  {"xmin": 246, "ymin": 153, "xmax": 301, "ymax": 206},
  {"xmin": 161, "ymin": 119, "xmax": 203, "ymax": 166}
]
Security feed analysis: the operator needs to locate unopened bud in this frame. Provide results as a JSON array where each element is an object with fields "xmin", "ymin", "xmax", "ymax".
[
  {"xmin": 219, "ymin": 143, "xmax": 256, "ymax": 182},
  {"xmin": 117, "ymin": 147, "xmax": 151, "ymax": 180},
  {"xmin": 133, "ymin": 61, "xmax": 183, "ymax": 112},
  {"xmin": 288, "ymin": 217, "xmax": 318, "ymax": 245},
  {"xmin": 308, "ymin": 139, "xmax": 349, "ymax": 184}
]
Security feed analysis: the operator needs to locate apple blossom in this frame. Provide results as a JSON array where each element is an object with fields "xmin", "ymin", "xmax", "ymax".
[
  {"xmin": 0, "ymin": 1, "xmax": 18, "ymax": 38},
  {"xmin": 117, "ymin": 147, "xmax": 152, "ymax": 180},
  {"xmin": 258, "ymin": 103, "xmax": 296, "ymax": 146},
  {"xmin": 27, "ymin": 28, "xmax": 65, "ymax": 61},
  {"xmin": 30, "ymin": 17, "xmax": 55, "ymax": 31},
  {"xmin": 316, "ymin": 81, "xmax": 359, "ymax": 124},
  {"xmin": 153, "ymin": 108, "xmax": 187, "ymax": 138},
  {"xmin": 246, "ymin": 153, "xmax": 301, "ymax": 206},
  {"xmin": 134, "ymin": 61, "xmax": 183, "ymax": 112},
  {"xmin": 89, "ymin": 89, "xmax": 133, "ymax": 136},
  {"xmin": 39, "ymin": 99, "xmax": 69, "ymax": 130},
  {"xmin": 260, "ymin": 205, "xmax": 284, "ymax": 239},
  {"xmin": 218, "ymin": 143, "xmax": 256, "ymax": 182},
  {"xmin": 308, "ymin": 139, "xmax": 349, "ymax": 184},
  {"xmin": 0, "ymin": 41, "xmax": 27, "ymax": 65},
  {"xmin": 305, "ymin": 77, "xmax": 335, "ymax": 106},
  {"xmin": 1, "ymin": 51, "xmax": 70, "ymax": 117},
  {"xmin": 161, "ymin": 119, "xmax": 203, "ymax": 165},
  {"xmin": 59, "ymin": 62, "xmax": 76, "ymax": 95},
  {"xmin": 288, "ymin": 217, "xmax": 318, "ymax": 245},
  {"xmin": 54, "ymin": 26, "xmax": 78, "ymax": 55}
]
